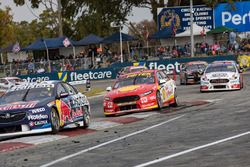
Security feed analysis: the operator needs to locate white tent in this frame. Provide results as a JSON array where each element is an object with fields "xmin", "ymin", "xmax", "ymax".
[{"xmin": 175, "ymin": 23, "xmax": 210, "ymax": 37}]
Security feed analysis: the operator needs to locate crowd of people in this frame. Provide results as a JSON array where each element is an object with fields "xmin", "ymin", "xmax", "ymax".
[{"xmin": 1, "ymin": 38, "xmax": 250, "ymax": 76}]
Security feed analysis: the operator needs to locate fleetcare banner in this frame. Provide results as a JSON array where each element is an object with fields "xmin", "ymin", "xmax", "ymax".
[
  {"xmin": 215, "ymin": 1, "xmax": 250, "ymax": 32},
  {"xmin": 18, "ymin": 68, "xmax": 116, "ymax": 83},
  {"xmin": 18, "ymin": 55, "xmax": 236, "ymax": 82}
]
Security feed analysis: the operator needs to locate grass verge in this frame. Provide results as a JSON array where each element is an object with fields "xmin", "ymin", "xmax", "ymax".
[{"xmin": 76, "ymin": 86, "xmax": 105, "ymax": 97}]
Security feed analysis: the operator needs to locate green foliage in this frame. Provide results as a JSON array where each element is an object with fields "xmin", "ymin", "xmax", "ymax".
[{"xmin": 0, "ymin": 7, "xmax": 15, "ymax": 47}]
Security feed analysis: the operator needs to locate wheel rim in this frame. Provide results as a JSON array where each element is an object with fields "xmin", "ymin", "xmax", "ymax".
[{"xmin": 51, "ymin": 110, "xmax": 59, "ymax": 130}]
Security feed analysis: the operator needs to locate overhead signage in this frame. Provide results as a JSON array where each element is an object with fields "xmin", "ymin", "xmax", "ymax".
[
  {"xmin": 157, "ymin": 5, "xmax": 214, "ymax": 31},
  {"xmin": 215, "ymin": 1, "xmax": 250, "ymax": 32}
]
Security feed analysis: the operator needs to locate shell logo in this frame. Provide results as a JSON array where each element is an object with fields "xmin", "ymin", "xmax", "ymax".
[{"xmin": 118, "ymin": 85, "xmax": 140, "ymax": 92}]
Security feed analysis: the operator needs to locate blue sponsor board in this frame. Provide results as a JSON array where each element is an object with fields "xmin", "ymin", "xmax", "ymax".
[
  {"xmin": 18, "ymin": 68, "xmax": 115, "ymax": 82},
  {"xmin": 215, "ymin": 2, "xmax": 250, "ymax": 32},
  {"xmin": 19, "ymin": 55, "xmax": 236, "ymax": 81},
  {"xmin": 157, "ymin": 5, "xmax": 213, "ymax": 31}
]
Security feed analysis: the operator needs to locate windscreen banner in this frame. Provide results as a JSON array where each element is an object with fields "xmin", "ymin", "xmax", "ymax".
[{"xmin": 214, "ymin": 1, "xmax": 250, "ymax": 32}]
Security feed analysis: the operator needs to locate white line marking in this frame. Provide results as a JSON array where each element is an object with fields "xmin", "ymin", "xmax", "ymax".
[
  {"xmin": 40, "ymin": 115, "xmax": 185, "ymax": 167},
  {"xmin": 134, "ymin": 131, "xmax": 250, "ymax": 167}
]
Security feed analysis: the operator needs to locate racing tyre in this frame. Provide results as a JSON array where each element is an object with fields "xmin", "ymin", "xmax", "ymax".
[
  {"xmin": 171, "ymin": 90, "xmax": 178, "ymax": 107},
  {"xmin": 82, "ymin": 106, "xmax": 90, "ymax": 128},
  {"xmin": 50, "ymin": 108, "xmax": 60, "ymax": 134},
  {"xmin": 156, "ymin": 91, "xmax": 163, "ymax": 110}
]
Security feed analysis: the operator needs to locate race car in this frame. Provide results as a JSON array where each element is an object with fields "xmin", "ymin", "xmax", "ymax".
[
  {"xmin": 200, "ymin": 61, "xmax": 243, "ymax": 92},
  {"xmin": 103, "ymin": 69, "xmax": 178, "ymax": 116},
  {"xmin": 179, "ymin": 61, "xmax": 208, "ymax": 85},
  {"xmin": 0, "ymin": 77, "xmax": 25, "ymax": 92},
  {"xmin": 116, "ymin": 66, "xmax": 148, "ymax": 78},
  {"xmin": 0, "ymin": 80, "xmax": 90, "ymax": 137}
]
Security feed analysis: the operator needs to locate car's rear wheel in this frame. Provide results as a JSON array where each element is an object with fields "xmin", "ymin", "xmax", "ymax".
[
  {"xmin": 50, "ymin": 108, "xmax": 60, "ymax": 134},
  {"xmin": 82, "ymin": 106, "xmax": 90, "ymax": 128},
  {"xmin": 156, "ymin": 91, "xmax": 163, "ymax": 110}
]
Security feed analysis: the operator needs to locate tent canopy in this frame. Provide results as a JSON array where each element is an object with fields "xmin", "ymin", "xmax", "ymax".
[
  {"xmin": 101, "ymin": 32, "xmax": 136, "ymax": 43},
  {"xmin": 24, "ymin": 36, "xmax": 76, "ymax": 50},
  {"xmin": 207, "ymin": 26, "xmax": 235, "ymax": 35},
  {"xmin": 175, "ymin": 23, "xmax": 210, "ymax": 37},
  {"xmin": 75, "ymin": 34, "xmax": 103, "ymax": 46},
  {"xmin": 149, "ymin": 28, "xmax": 183, "ymax": 39}
]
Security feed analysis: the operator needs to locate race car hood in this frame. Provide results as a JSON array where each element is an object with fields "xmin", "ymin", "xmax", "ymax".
[
  {"xmin": 105, "ymin": 84, "xmax": 156, "ymax": 98},
  {"xmin": 0, "ymin": 97, "xmax": 54, "ymax": 113},
  {"xmin": 205, "ymin": 72, "xmax": 236, "ymax": 79}
]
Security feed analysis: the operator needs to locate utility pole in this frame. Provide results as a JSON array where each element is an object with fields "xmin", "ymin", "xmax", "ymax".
[
  {"xmin": 190, "ymin": 0, "xmax": 194, "ymax": 57},
  {"xmin": 57, "ymin": 0, "xmax": 63, "ymax": 36}
]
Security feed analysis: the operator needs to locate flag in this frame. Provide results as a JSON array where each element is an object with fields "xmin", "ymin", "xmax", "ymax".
[
  {"xmin": 12, "ymin": 42, "xmax": 20, "ymax": 53},
  {"xmin": 63, "ymin": 38, "xmax": 71, "ymax": 47}
]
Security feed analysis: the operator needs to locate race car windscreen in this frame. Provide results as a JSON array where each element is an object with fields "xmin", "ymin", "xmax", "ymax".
[
  {"xmin": 186, "ymin": 64, "xmax": 206, "ymax": 71},
  {"xmin": 130, "ymin": 67, "xmax": 146, "ymax": 72},
  {"xmin": 8, "ymin": 78, "xmax": 23, "ymax": 83},
  {"xmin": 205, "ymin": 64, "xmax": 236, "ymax": 73},
  {"xmin": 114, "ymin": 72, "xmax": 155, "ymax": 89},
  {"xmin": 0, "ymin": 87, "xmax": 54, "ymax": 104}
]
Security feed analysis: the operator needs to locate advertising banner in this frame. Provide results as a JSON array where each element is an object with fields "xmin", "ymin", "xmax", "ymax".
[
  {"xmin": 157, "ymin": 5, "xmax": 213, "ymax": 31},
  {"xmin": 215, "ymin": 1, "xmax": 250, "ymax": 32},
  {"xmin": 19, "ymin": 55, "xmax": 237, "ymax": 82}
]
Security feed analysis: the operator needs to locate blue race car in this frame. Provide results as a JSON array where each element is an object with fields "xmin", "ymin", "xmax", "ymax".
[{"xmin": 0, "ymin": 80, "xmax": 90, "ymax": 137}]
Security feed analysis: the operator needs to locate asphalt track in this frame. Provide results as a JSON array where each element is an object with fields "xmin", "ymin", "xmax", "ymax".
[{"xmin": 1, "ymin": 74, "xmax": 250, "ymax": 167}]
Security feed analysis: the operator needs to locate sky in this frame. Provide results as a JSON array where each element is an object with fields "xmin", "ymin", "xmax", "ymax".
[{"xmin": 0, "ymin": 0, "xmax": 153, "ymax": 33}]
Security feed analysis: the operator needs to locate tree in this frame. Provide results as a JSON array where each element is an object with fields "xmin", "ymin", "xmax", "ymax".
[{"xmin": 0, "ymin": 7, "xmax": 15, "ymax": 47}]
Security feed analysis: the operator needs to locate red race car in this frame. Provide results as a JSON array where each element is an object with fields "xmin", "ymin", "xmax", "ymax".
[{"xmin": 103, "ymin": 70, "xmax": 178, "ymax": 116}]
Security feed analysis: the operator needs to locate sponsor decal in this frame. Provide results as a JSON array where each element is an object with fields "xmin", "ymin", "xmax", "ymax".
[
  {"xmin": 58, "ymin": 71, "xmax": 68, "ymax": 82},
  {"xmin": 28, "ymin": 114, "xmax": 48, "ymax": 120},
  {"xmin": 148, "ymin": 62, "xmax": 181, "ymax": 73},
  {"xmin": 22, "ymin": 76, "xmax": 50, "ymax": 83},
  {"xmin": 29, "ymin": 120, "xmax": 48, "ymax": 127},
  {"xmin": 211, "ymin": 73, "xmax": 228, "ymax": 78},
  {"xmin": 30, "ymin": 107, "xmax": 46, "ymax": 114},
  {"xmin": 141, "ymin": 97, "xmax": 148, "ymax": 103},
  {"xmin": 126, "ymin": 72, "xmax": 151, "ymax": 78},
  {"xmin": 0, "ymin": 102, "xmax": 37, "ymax": 111},
  {"xmin": 9, "ymin": 83, "xmax": 54, "ymax": 91},
  {"xmin": 118, "ymin": 85, "xmax": 140, "ymax": 92},
  {"xmin": 70, "ymin": 71, "xmax": 112, "ymax": 81},
  {"xmin": 72, "ymin": 107, "xmax": 83, "ymax": 118},
  {"xmin": 215, "ymin": 2, "xmax": 250, "ymax": 32}
]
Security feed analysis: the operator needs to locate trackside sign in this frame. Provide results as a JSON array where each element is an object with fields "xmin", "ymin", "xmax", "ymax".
[
  {"xmin": 215, "ymin": 1, "xmax": 250, "ymax": 32},
  {"xmin": 18, "ymin": 55, "xmax": 237, "ymax": 82},
  {"xmin": 18, "ymin": 68, "xmax": 115, "ymax": 82}
]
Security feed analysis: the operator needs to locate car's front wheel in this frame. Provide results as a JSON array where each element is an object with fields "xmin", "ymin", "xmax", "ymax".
[
  {"xmin": 156, "ymin": 91, "xmax": 163, "ymax": 110},
  {"xmin": 171, "ymin": 90, "xmax": 178, "ymax": 107},
  {"xmin": 50, "ymin": 108, "xmax": 60, "ymax": 134},
  {"xmin": 82, "ymin": 106, "xmax": 90, "ymax": 128}
]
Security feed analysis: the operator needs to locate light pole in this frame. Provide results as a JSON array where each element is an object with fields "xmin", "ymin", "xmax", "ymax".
[
  {"xmin": 111, "ymin": 22, "xmax": 123, "ymax": 63},
  {"xmin": 119, "ymin": 25, "xmax": 123, "ymax": 63},
  {"xmin": 190, "ymin": 0, "xmax": 194, "ymax": 57}
]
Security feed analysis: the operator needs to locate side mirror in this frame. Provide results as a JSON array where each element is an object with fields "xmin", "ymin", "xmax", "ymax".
[
  {"xmin": 159, "ymin": 79, "xmax": 166, "ymax": 85},
  {"xmin": 59, "ymin": 92, "xmax": 69, "ymax": 98},
  {"xmin": 106, "ymin": 86, "xmax": 112, "ymax": 92}
]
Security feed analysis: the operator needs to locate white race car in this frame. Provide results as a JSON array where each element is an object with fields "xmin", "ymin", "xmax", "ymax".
[{"xmin": 200, "ymin": 61, "xmax": 243, "ymax": 92}]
